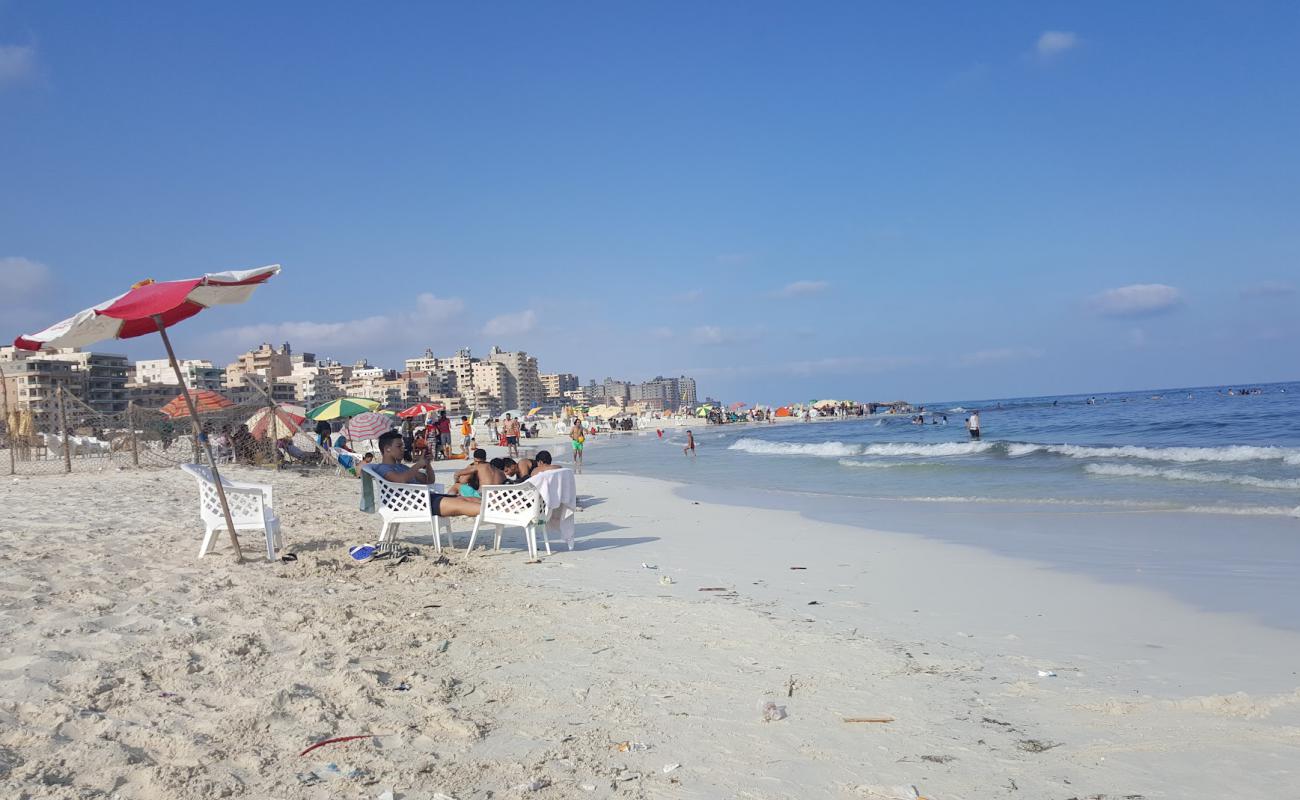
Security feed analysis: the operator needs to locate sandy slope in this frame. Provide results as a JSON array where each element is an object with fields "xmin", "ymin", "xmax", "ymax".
[{"xmin": 0, "ymin": 465, "xmax": 1296, "ymax": 798}]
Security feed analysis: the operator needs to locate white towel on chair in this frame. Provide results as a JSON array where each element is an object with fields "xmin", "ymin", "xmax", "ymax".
[{"xmin": 526, "ymin": 468, "xmax": 578, "ymax": 549}]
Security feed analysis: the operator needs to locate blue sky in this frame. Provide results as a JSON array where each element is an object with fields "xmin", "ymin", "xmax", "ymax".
[{"xmin": 2, "ymin": 2, "xmax": 1298, "ymax": 404}]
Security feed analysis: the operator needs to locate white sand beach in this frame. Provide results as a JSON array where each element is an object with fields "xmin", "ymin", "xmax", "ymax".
[{"xmin": 1, "ymin": 462, "xmax": 1298, "ymax": 799}]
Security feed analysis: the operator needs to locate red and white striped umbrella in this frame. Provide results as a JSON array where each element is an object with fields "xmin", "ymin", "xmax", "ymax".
[
  {"xmin": 245, "ymin": 403, "xmax": 308, "ymax": 440},
  {"xmin": 11, "ymin": 264, "xmax": 281, "ymax": 565},
  {"xmin": 14, "ymin": 265, "xmax": 280, "ymax": 350},
  {"xmin": 343, "ymin": 411, "xmax": 394, "ymax": 441}
]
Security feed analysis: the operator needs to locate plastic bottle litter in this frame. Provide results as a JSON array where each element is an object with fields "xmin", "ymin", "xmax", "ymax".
[
  {"xmin": 1037, "ymin": 670, "xmax": 1057, "ymax": 678},
  {"xmin": 641, "ymin": 562, "xmax": 658, "ymax": 569},
  {"xmin": 758, "ymin": 700, "xmax": 787, "ymax": 722},
  {"xmin": 663, "ymin": 763, "xmax": 681, "ymax": 774}
]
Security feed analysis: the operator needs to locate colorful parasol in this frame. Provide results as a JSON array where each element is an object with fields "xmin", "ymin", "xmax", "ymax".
[
  {"xmin": 306, "ymin": 396, "xmax": 380, "ymax": 420},
  {"xmin": 245, "ymin": 403, "xmax": 307, "ymax": 440},
  {"xmin": 343, "ymin": 411, "xmax": 394, "ymax": 441},
  {"xmin": 160, "ymin": 389, "xmax": 234, "ymax": 419},
  {"xmin": 398, "ymin": 402, "xmax": 444, "ymax": 419},
  {"xmin": 12, "ymin": 264, "xmax": 282, "ymax": 563}
]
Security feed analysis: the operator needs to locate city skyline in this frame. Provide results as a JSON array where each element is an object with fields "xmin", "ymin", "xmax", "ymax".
[{"xmin": 2, "ymin": 4, "xmax": 1298, "ymax": 402}]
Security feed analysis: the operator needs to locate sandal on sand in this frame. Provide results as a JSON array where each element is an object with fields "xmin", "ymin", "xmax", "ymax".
[{"xmin": 349, "ymin": 544, "xmax": 378, "ymax": 563}]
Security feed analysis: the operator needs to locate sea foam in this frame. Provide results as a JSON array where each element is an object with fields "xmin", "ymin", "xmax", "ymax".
[{"xmin": 1084, "ymin": 463, "xmax": 1300, "ymax": 490}]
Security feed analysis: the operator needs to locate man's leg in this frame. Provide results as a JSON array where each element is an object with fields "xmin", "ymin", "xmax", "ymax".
[{"xmin": 437, "ymin": 495, "xmax": 482, "ymax": 517}]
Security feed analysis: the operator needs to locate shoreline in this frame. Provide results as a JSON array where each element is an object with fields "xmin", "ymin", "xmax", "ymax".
[{"xmin": 1, "ymin": 464, "xmax": 1297, "ymax": 796}]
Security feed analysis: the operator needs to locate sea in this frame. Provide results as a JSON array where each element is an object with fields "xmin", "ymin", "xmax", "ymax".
[
  {"xmin": 592, "ymin": 381, "xmax": 1300, "ymax": 517},
  {"xmin": 581, "ymin": 380, "xmax": 1300, "ymax": 628}
]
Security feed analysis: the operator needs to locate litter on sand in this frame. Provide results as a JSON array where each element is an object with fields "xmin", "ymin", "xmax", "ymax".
[
  {"xmin": 790, "ymin": 566, "xmax": 808, "ymax": 570},
  {"xmin": 698, "ymin": 587, "xmax": 728, "ymax": 592},
  {"xmin": 843, "ymin": 716, "xmax": 895, "ymax": 724},
  {"xmin": 659, "ymin": 575, "xmax": 674, "ymax": 586},
  {"xmin": 759, "ymin": 700, "xmax": 787, "ymax": 722},
  {"xmin": 613, "ymin": 741, "xmax": 651, "ymax": 752},
  {"xmin": 299, "ymin": 734, "xmax": 378, "ymax": 757},
  {"xmin": 1037, "ymin": 670, "xmax": 1058, "ymax": 677},
  {"xmin": 662, "ymin": 763, "xmax": 681, "ymax": 774},
  {"xmin": 641, "ymin": 562, "xmax": 658, "ymax": 569}
]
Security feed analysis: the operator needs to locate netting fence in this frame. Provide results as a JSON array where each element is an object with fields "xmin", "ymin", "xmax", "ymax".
[{"xmin": 1, "ymin": 385, "xmax": 340, "ymax": 477}]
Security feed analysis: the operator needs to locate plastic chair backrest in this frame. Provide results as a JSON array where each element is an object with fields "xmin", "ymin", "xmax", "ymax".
[
  {"xmin": 180, "ymin": 464, "xmax": 265, "ymax": 526},
  {"xmin": 363, "ymin": 465, "xmax": 432, "ymax": 519},
  {"xmin": 480, "ymin": 484, "xmax": 544, "ymax": 526}
]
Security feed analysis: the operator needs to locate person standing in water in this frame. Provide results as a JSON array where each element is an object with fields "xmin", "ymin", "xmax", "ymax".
[
  {"xmin": 569, "ymin": 417, "xmax": 585, "ymax": 472},
  {"xmin": 683, "ymin": 429, "xmax": 696, "ymax": 456},
  {"xmin": 966, "ymin": 410, "xmax": 981, "ymax": 440}
]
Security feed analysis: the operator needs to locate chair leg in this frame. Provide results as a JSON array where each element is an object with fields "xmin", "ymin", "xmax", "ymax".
[
  {"xmin": 494, "ymin": 524, "xmax": 504, "ymax": 552},
  {"xmin": 430, "ymin": 516, "xmax": 442, "ymax": 554},
  {"xmin": 524, "ymin": 525, "xmax": 537, "ymax": 560},
  {"xmin": 539, "ymin": 523, "xmax": 551, "ymax": 556},
  {"xmin": 199, "ymin": 524, "xmax": 219, "ymax": 557},
  {"xmin": 465, "ymin": 517, "xmax": 483, "ymax": 558},
  {"xmin": 263, "ymin": 522, "xmax": 277, "ymax": 562}
]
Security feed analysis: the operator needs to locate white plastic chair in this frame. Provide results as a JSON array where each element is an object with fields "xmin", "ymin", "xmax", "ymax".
[
  {"xmin": 180, "ymin": 464, "xmax": 282, "ymax": 561},
  {"xmin": 361, "ymin": 465, "xmax": 451, "ymax": 553},
  {"xmin": 465, "ymin": 484, "xmax": 548, "ymax": 560}
]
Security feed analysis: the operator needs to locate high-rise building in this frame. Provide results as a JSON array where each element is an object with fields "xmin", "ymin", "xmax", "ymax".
[
  {"xmin": 225, "ymin": 342, "xmax": 293, "ymax": 388},
  {"xmin": 677, "ymin": 376, "xmax": 698, "ymax": 406},
  {"xmin": 26, "ymin": 348, "xmax": 129, "ymax": 415},
  {"xmin": 135, "ymin": 358, "xmax": 225, "ymax": 391},
  {"xmin": 0, "ymin": 347, "xmax": 79, "ymax": 429},
  {"xmin": 486, "ymin": 346, "xmax": 543, "ymax": 410},
  {"xmin": 540, "ymin": 372, "xmax": 579, "ymax": 401}
]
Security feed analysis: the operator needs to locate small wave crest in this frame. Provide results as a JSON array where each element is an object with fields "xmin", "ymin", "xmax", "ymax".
[
  {"xmin": 1084, "ymin": 463, "xmax": 1300, "ymax": 490},
  {"xmin": 1004, "ymin": 442, "xmax": 1300, "ymax": 465},
  {"xmin": 729, "ymin": 438, "xmax": 862, "ymax": 457},
  {"xmin": 861, "ymin": 442, "xmax": 994, "ymax": 457},
  {"xmin": 837, "ymin": 458, "xmax": 898, "ymax": 469}
]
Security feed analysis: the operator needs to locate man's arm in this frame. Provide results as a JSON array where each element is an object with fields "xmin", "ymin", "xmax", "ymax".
[{"xmin": 454, "ymin": 462, "xmax": 477, "ymax": 481}]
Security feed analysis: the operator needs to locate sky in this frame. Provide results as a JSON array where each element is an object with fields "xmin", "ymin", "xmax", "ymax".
[{"xmin": 2, "ymin": 2, "xmax": 1298, "ymax": 405}]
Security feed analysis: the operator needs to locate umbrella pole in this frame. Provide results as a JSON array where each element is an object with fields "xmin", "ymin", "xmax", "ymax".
[{"xmin": 155, "ymin": 318, "xmax": 244, "ymax": 564}]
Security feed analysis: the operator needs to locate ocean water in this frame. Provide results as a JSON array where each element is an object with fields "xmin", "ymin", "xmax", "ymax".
[
  {"xmin": 588, "ymin": 382, "xmax": 1300, "ymax": 517},
  {"xmin": 579, "ymin": 381, "xmax": 1300, "ymax": 628}
]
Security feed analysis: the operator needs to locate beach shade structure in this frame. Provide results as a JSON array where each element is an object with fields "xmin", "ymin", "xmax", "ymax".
[
  {"xmin": 306, "ymin": 397, "xmax": 381, "ymax": 421},
  {"xmin": 695, "ymin": 406, "xmax": 713, "ymax": 417},
  {"xmin": 729, "ymin": 402, "xmax": 748, "ymax": 411},
  {"xmin": 526, "ymin": 405, "xmax": 543, "ymax": 417},
  {"xmin": 160, "ymin": 389, "xmax": 235, "ymax": 419},
  {"xmin": 398, "ymin": 402, "xmax": 443, "ymax": 419},
  {"xmin": 12, "ymin": 264, "xmax": 282, "ymax": 564},
  {"xmin": 245, "ymin": 403, "xmax": 307, "ymax": 440},
  {"xmin": 343, "ymin": 411, "xmax": 394, "ymax": 441},
  {"xmin": 774, "ymin": 406, "xmax": 793, "ymax": 417}
]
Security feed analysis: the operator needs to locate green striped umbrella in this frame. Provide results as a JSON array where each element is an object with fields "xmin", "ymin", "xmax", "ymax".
[{"xmin": 306, "ymin": 396, "xmax": 381, "ymax": 421}]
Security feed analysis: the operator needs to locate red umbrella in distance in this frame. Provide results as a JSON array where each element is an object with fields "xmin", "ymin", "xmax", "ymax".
[
  {"xmin": 13, "ymin": 265, "xmax": 281, "ymax": 563},
  {"xmin": 398, "ymin": 402, "xmax": 444, "ymax": 419},
  {"xmin": 161, "ymin": 389, "xmax": 235, "ymax": 419},
  {"xmin": 245, "ymin": 403, "xmax": 308, "ymax": 440}
]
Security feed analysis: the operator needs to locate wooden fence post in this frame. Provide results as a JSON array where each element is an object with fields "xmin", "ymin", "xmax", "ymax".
[
  {"xmin": 57, "ymin": 384, "xmax": 72, "ymax": 474},
  {"xmin": 1, "ymin": 366, "xmax": 14, "ymax": 476},
  {"xmin": 128, "ymin": 400, "xmax": 140, "ymax": 467}
]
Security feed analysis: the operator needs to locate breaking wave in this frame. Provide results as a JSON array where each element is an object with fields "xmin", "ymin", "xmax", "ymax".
[
  {"xmin": 1012, "ymin": 443, "xmax": 1300, "ymax": 465},
  {"xmin": 728, "ymin": 438, "xmax": 861, "ymax": 457},
  {"xmin": 1084, "ymin": 463, "xmax": 1300, "ymax": 490}
]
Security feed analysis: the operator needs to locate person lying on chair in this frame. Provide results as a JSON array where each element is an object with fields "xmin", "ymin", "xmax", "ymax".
[{"xmin": 372, "ymin": 430, "xmax": 481, "ymax": 518}]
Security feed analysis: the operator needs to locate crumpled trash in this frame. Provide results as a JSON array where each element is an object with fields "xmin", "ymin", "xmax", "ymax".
[
  {"xmin": 758, "ymin": 700, "xmax": 787, "ymax": 722},
  {"xmin": 641, "ymin": 562, "xmax": 658, "ymax": 569},
  {"xmin": 1037, "ymin": 670, "xmax": 1057, "ymax": 678},
  {"xmin": 659, "ymin": 575, "xmax": 674, "ymax": 586},
  {"xmin": 613, "ymin": 741, "xmax": 651, "ymax": 752},
  {"xmin": 662, "ymin": 763, "xmax": 681, "ymax": 774}
]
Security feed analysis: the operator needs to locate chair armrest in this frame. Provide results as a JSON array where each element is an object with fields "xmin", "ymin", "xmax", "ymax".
[{"xmin": 228, "ymin": 481, "xmax": 273, "ymax": 507}]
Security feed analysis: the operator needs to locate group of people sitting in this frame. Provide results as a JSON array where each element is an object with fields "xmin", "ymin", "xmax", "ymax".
[{"xmin": 368, "ymin": 430, "xmax": 564, "ymax": 520}]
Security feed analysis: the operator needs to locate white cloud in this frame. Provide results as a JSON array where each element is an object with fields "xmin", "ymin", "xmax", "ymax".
[
  {"xmin": 1035, "ymin": 31, "xmax": 1079, "ymax": 59},
  {"xmin": 0, "ymin": 256, "xmax": 52, "ymax": 302},
  {"xmin": 0, "ymin": 44, "xmax": 36, "ymax": 88},
  {"xmin": 1089, "ymin": 283, "xmax": 1183, "ymax": 318},
  {"xmin": 689, "ymin": 354, "xmax": 926, "ymax": 378},
  {"xmin": 690, "ymin": 325, "xmax": 760, "ymax": 346},
  {"xmin": 773, "ymin": 280, "xmax": 829, "ymax": 298},
  {"xmin": 214, "ymin": 292, "xmax": 465, "ymax": 353},
  {"xmin": 1239, "ymin": 280, "xmax": 1295, "ymax": 299},
  {"xmin": 959, "ymin": 347, "xmax": 1045, "ymax": 367},
  {"xmin": 483, "ymin": 309, "xmax": 537, "ymax": 337}
]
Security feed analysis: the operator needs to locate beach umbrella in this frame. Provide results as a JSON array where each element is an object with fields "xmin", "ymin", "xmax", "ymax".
[
  {"xmin": 306, "ymin": 396, "xmax": 380, "ymax": 420},
  {"xmin": 12, "ymin": 264, "xmax": 282, "ymax": 563},
  {"xmin": 245, "ymin": 403, "xmax": 307, "ymax": 440},
  {"xmin": 398, "ymin": 402, "xmax": 443, "ymax": 419},
  {"xmin": 160, "ymin": 389, "xmax": 234, "ymax": 419},
  {"xmin": 526, "ymin": 405, "xmax": 542, "ymax": 417},
  {"xmin": 729, "ymin": 401, "xmax": 747, "ymax": 411},
  {"xmin": 343, "ymin": 411, "xmax": 393, "ymax": 441}
]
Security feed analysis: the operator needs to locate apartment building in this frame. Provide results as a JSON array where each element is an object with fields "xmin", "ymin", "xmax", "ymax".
[
  {"xmin": 225, "ymin": 342, "xmax": 294, "ymax": 388},
  {"xmin": 540, "ymin": 372, "xmax": 579, "ymax": 401},
  {"xmin": 0, "ymin": 349, "xmax": 79, "ymax": 429},
  {"xmin": 486, "ymin": 346, "xmax": 544, "ymax": 410},
  {"xmin": 135, "ymin": 358, "xmax": 225, "ymax": 390}
]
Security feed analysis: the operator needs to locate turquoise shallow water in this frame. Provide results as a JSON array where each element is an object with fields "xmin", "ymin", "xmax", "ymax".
[{"xmin": 588, "ymin": 381, "xmax": 1300, "ymax": 516}]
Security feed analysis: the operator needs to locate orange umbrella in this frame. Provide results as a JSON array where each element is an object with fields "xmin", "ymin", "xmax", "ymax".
[{"xmin": 161, "ymin": 389, "xmax": 234, "ymax": 419}]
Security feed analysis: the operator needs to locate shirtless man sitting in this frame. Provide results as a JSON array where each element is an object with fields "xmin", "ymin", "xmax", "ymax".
[
  {"xmin": 370, "ymin": 431, "xmax": 481, "ymax": 518},
  {"xmin": 451, "ymin": 448, "xmax": 508, "ymax": 495},
  {"xmin": 529, "ymin": 449, "xmax": 561, "ymax": 474},
  {"xmin": 501, "ymin": 456, "xmax": 534, "ymax": 483}
]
